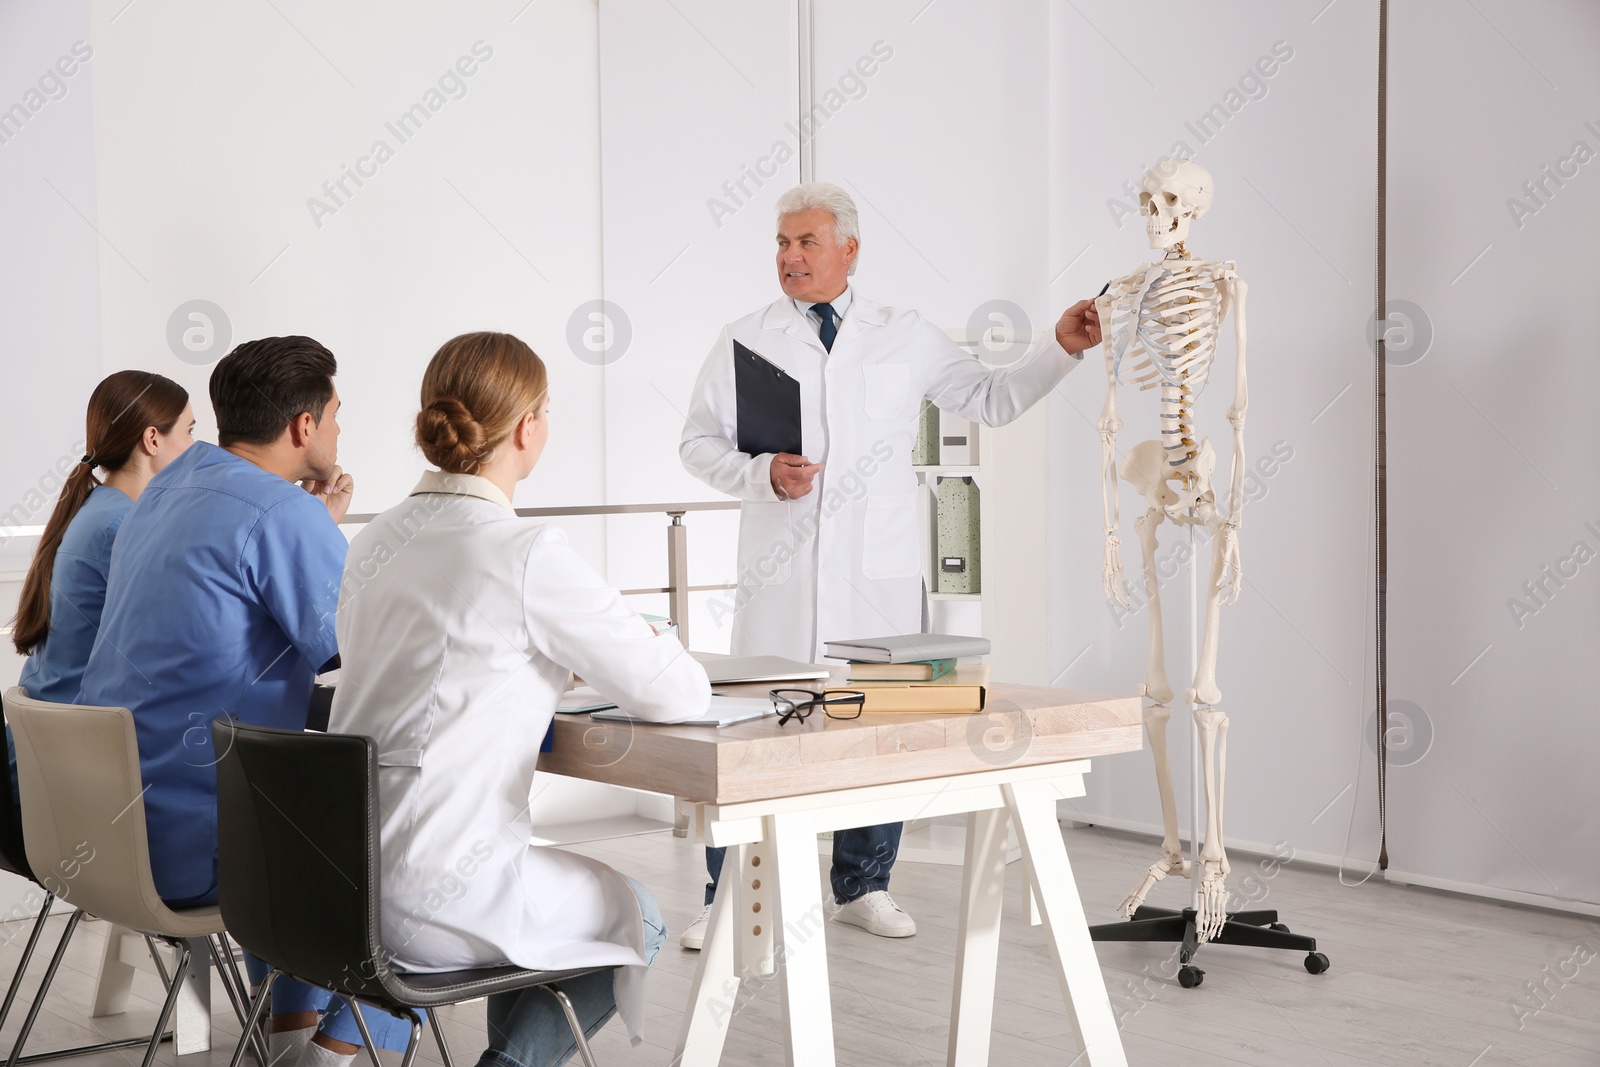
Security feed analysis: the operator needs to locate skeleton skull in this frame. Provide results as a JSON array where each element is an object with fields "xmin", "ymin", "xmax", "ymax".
[{"xmin": 1140, "ymin": 158, "xmax": 1214, "ymax": 250}]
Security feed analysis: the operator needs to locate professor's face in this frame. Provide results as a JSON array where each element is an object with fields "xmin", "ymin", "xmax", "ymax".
[{"xmin": 776, "ymin": 209, "xmax": 857, "ymax": 304}]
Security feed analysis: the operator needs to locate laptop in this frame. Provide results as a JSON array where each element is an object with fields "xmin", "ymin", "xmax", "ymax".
[{"xmin": 690, "ymin": 653, "xmax": 832, "ymax": 685}]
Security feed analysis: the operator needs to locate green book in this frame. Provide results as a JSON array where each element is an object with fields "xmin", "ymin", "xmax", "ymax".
[{"xmin": 847, "ymin": 657, "xmax": 956, "ymax": 681}]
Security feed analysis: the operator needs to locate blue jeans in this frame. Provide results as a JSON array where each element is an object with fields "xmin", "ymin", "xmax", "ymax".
[
  {"xmin": 242, "ymin": 954, "xmax": 419, "ymax": 1051},
  {"xmin": 704, "ymin": 822, "xmax": 902, "ymax": 906},
  {"xmin": 477, "ymin": 875, "xmax": 665, "ymax": 1067},
  {"xmin": 170, "ymin": 878, "xmax": 416, "ymax": 1054}
]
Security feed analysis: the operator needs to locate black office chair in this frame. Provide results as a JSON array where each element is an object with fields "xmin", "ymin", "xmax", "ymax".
[{"xmin": 213, "ymin": 719, "xmax": 614, "ymax": 1067}]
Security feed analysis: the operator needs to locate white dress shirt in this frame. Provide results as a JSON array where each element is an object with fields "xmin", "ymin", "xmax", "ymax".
[{"xmin": 792, "ymin": 285, "xmax": 853, "ymax": 340}]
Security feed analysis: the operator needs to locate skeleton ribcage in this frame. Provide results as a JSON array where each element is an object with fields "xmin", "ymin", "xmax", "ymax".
[{"xmin": 1108, "ymin": 263, "xmax": 1225, "ymax": 469}]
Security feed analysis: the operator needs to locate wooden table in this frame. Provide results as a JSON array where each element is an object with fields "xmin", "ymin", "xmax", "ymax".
[{"xmin": 540, "ymin": 681, "xmax": 1142, "ymax": 1067}]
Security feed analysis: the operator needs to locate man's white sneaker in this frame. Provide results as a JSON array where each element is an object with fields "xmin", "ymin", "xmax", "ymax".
[
  {"xmin": 679, "ymin": 903, "xmax": 713, "ymax": 950},
  {"xmin": 832, "ymin": 891, "xmax": 916, "ymax": 938}
]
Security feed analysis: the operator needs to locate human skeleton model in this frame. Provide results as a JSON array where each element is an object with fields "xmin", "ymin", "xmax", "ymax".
[{"xmin": 1094, "ymin": 159, "xmax": 1248, "ymax": 942}]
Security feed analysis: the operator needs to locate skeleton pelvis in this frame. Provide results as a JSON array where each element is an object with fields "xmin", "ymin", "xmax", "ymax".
[{"xmin": 1120, "ymin": 438, "xmax": 1216, "ymax": 512}]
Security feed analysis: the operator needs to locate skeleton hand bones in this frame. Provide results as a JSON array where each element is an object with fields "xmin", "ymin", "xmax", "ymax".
[
  {"xmin": 1218, "ymin": 521, "xmax": 1243, "ymax": 605},
  {"xmin": 1102, "ymin": 534, "xmax": 1131, "ymax": 607}
]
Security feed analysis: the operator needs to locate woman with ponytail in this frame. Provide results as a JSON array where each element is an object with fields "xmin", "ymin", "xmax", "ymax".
[
  {"xmin": 328, "ymin": 332, "xmax": 708, "ymax": 1067},
  {"xmin": 12, "ymin": 371, "xmax": 194, "ymax": 699}
]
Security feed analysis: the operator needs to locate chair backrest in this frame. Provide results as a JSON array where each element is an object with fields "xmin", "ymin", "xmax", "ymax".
[
  {"xmin": 212, "ymin": 719, "xmax": 393, "ymax": 998},
  {"xmin": 3, "ymin": 686, "xmax": 172, "ymax": 925},
  {"xmin": 0, "ymin": 696, "xmax": 39, "ymax": 882}
]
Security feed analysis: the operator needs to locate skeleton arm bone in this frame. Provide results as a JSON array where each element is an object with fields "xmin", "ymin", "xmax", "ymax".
[
  {"xmin": 1094, "ymin": 293, "xmax": 1130, "ymax": 607},
  {"xmin": 1219, "ymin": 273, "xmax": 1248, "ymax": 604}
]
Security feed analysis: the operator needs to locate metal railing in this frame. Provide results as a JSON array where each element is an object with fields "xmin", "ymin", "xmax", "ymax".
[{"xmin": 341, "ymin": 501, "xmax": 740, "ymax": 648}]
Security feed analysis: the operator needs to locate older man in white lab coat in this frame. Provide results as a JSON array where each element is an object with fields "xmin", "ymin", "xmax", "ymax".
[{"xmin": 678, "ymin": 182, "xmax": 1102, "ymax": 948}]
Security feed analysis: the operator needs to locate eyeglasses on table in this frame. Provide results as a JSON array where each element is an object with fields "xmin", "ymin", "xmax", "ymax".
[{"xmin": 768, "ymin": 688, "xmax": 866, "ymax": 725}]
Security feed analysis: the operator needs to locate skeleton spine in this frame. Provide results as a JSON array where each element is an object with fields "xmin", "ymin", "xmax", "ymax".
[{"xmin": 1163, "ymin": 383, "xmax": 1197, "ymax": 469}]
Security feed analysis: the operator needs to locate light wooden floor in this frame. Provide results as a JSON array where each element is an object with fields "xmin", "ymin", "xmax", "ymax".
[{"xmin": 1, "ymin": 821, "xmax": 1594, "ymax": 1067}]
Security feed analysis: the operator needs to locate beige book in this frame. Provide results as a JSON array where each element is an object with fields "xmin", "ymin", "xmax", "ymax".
[{"xmin": 827, "ymin": 684, "xmax": 987, "ymax": 714}]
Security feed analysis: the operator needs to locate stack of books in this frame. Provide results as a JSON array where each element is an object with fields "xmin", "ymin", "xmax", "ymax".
[{"xmin": 823, "ymin": 633, "xmax": 991, "ymax": 714}]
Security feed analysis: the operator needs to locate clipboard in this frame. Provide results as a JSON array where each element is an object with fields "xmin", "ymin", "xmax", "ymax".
[{"xmin": 734, "ymin": 340, "xmax": 802, "ymax": 456}]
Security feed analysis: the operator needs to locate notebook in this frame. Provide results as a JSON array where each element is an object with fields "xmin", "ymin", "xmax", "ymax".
[
  {"xmin": 556, "ymin": 686, "xmax": 618, "ymax": 714},
  {"xmin": 588, "ymin": 695, "xmax": 776, "ymax": 727},
  {"xmin": 692, "ymin": 653, "xmax": 831, "ymax": 685}
]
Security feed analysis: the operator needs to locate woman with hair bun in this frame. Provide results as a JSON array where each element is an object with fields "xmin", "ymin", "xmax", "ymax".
[{"xmin": 330, "ymin": 332, "xmax": 709, "ymax": 1066}]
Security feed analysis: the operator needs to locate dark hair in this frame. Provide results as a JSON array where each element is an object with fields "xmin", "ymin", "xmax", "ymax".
[
  {"xmin": 11, "ymin": 371, "xmax": 189, "ymax": 655},
  {"xmin": 416, "ymin": 332, "xmax": 547, "ymax": 475},
  {"xmin": 210, "ymin": 335, "xmax": 337, "ymax": 448}
]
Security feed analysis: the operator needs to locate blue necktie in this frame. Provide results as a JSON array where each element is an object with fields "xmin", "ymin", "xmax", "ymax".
[{"xmin": 811, "ymin": 302, "xmax": 837, "ymax": 352}]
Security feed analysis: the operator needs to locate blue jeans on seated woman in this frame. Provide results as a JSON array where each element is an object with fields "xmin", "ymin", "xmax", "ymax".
[
  {"xmin": 476, "ymin": 875, "xmax": 665, "ymax": 1067},
  {"xmin": 173, "ymin": 881, "xmax": 418, "ymax": 1053}
]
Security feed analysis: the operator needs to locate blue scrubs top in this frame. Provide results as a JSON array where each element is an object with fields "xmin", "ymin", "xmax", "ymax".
[
  {"xmin": 13, "ymin": 485, "xmax": 132, "ymax": 802},
  {"xmin": 78, "ymin": 442, "xmax": 346, "ymax": 905}
]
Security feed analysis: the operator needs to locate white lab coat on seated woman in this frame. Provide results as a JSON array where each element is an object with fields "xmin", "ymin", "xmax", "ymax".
[{"xmin": 328, "ymin": 470, "xmax": 709, "ymax": 1038}]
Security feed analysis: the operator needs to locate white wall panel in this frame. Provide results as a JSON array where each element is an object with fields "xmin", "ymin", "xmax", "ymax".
[
  {"xmin": 808, "ymin": 0, "xmax": 1056, "ymax": 682},
  {"xmin": 597, "ymin": 0, "xmax": 796, "ymax": 645},
  {"xmin": 810, "ymin": 0, "xmax": 1050, "ymax": 325},
  {"xmin": 0, "ymin": 0, "xmax": 101, "ymax": 535},
  {"xmin": 86, "ymin": 0, "xmax": 607, "ymax": 525},
  {"xmin": 1387, "ymin": 0, "xmax": 1600, "ymax": 908}
]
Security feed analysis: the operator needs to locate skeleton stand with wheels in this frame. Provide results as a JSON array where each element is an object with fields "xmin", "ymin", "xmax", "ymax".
[{"xmin": 1085, "ymin": 158, "xmax": 1327, "ymax": 986}]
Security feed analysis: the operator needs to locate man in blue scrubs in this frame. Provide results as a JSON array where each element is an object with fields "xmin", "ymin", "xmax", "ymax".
[
  {"xmin": 78, "ymin": 336, "xmax": 403, "ymax": 1067},
  {"xmin": 80, "ymin": 337, "xmax": 351, "ymax": 904}
]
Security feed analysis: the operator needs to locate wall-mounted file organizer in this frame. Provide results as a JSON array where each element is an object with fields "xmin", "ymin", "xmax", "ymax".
[
  {"xmin": 935, "ymin": 476, "xmax": 981, "ymax": 594},
  {"xmin": 911, "ymin": 357, "xmax": 983, "ymax": 604},
  {"xmin": 939, "ymin": 410, "xmax": 979, "ymax": 467},
  {"xmin": 912, "ymin": 399, "xmax": 940, "ymax": 465},
  {"xmin": 910, "ymin": 326, "xmax": 1049, "ymax": 667}
]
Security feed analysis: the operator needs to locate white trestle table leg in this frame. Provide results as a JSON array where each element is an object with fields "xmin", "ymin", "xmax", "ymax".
[
  {"xmin": 1004, "ymin": 780, "xmax": 1129, "ymax": 1067},
  {"xmin": 947, "ymin": 806, "xmax": 1007, "ymax": 1066},
  {"xmin": 770, "ymin": 810, "xmax": 834, "ymax": 1067},
  {"xmin": 673, "ymin": 843, "xmax": 742, "ymax": 1067},
  {"xmin": 738, "ymin": 840, "xmax": 775, "ymax": 978}
]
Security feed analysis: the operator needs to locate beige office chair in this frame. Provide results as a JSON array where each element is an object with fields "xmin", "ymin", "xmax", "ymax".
[{"xmin": 2, "ymin": 689, "xmax": 264, "ymax": 1067}]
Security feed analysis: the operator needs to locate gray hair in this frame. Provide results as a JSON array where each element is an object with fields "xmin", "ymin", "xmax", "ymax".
[{"xmin": 775, "ymin": 182, "xmax": 859, "ymax": 275}]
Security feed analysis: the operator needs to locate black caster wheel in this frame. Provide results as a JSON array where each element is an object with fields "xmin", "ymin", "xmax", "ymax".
[
  {"xmin": 1304, "ymin": 952, "xmax": 1330, "ymax": 975},
  {"xmin": 1270, "ymin": 922, "xmax": 1291, "ymax": 933},
  {"xmin": 1178, "ymin": 965, "xmax": 1205, "ymax": 988}
]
